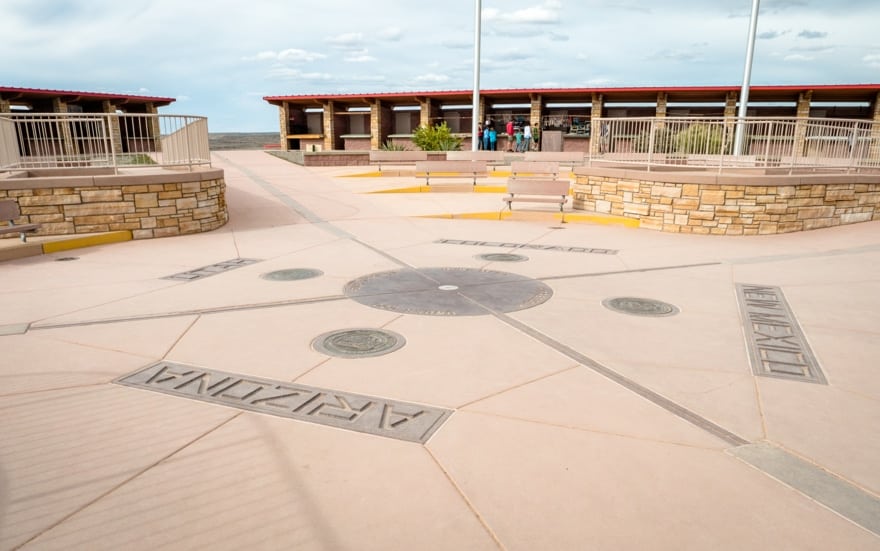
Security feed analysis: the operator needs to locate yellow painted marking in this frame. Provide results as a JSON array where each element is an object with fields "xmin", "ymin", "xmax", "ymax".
[{"xmin": 42, "ymin": 231, "xmax": 132, "ymax": 253}]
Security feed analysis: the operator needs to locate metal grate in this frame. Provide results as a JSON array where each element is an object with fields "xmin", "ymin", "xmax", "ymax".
[{"xmin": 162, "ymin": 258, "xmax": 261, "ymax": 281}]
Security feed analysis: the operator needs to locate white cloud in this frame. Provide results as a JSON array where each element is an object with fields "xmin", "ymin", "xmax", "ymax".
[
  {"xmin": 379, "ymin": 27, "xmax": 402, "ymax": 41},
  {"xmin": 864, "ymin": 54, "xmax": 880, "ymax": 68},
  {"xmin": 345, "ymin": 49, "xmax": 376, "ymax": 63},
  {"xmin": 797, "ymin": 29, "xmax": 827, "ymax": 39},
  {"xmin": 326, "ymin": 32, "xmax": 364, "ymax": 48},
  {"xmin": 484, "ymin": 1, "xmax": 561, "ymax": 24},
  {"xmin": 758, "ymin": 30, "xmax": 789, "ymax": 39},
  {"xmin": 413, "ymin": 73, "xmax": 451, "ymax": 83},
  {"xmin": 784, "ymin": 54, "xmax": 814, "ymax": 61},
  {"xmin": 247, "ymin": 49, "xmax": 326, "ymax": 62},
  {"xmin": 268, "ymin": 67, "xmax": 333, "ymax": 80}
]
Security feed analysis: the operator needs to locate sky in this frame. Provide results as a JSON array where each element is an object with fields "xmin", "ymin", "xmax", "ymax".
[{"xmin": 2, "ymin": 0, "xmax": 879, "ymax": 132}]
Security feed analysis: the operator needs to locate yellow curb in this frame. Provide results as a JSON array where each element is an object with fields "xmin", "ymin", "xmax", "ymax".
[
  {"xmin": 42, "ymin": 230, "xmax": 132, "ymax": 253},
  {"xmin": 343, "ymin": 171, "xmax": 384, "ymax": 177}
]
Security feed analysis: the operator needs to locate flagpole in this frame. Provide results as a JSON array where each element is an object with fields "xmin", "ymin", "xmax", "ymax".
[
  {"xmin": 734, "ymin": 0, "xmax": 760, "ymax": 156},
  {"xmin": 471, "ymin": 0, "xmax": 481, "ymax": 151}
]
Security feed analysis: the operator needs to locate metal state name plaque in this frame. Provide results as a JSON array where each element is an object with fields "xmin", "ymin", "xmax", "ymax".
[
  {"xmin": 736, "ymin": 284, "xmax": 827, "ymax": 384},
  {"xmin": 116, "ymin": 362, "xmax": 452, "ymax": 443},
  {"xmin": 436, "ymin": 239, "xmax": 618, "ymax": 255}
]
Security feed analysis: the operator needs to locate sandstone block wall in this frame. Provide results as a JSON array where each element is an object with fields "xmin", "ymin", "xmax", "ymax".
[
  {"xmin": 573, "ymin": 167, "xmax": 880, "ymax": 235},
  {"xmin": 1, "ymin": 168, "xmax": 227, "ymax": 240}
]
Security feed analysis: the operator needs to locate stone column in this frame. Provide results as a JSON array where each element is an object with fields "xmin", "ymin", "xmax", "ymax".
[
  {"xmin": 530, "ymin": 93, "xmax": 543, "ymax": 148},
  {"xmin": 143, "ymin": 103, "xmax": 161, "ymax": 153},
  {"xmin": 655, "ymin": 92, "xmax": 668, "ymax": 137},
  {"xmin": 655, "ymin": 92, "xmax": 668, "ymax": 119},
  {"xmin": 370, "ymin": 99, "xmax": 390, "ymax": 150},
  {"xmin": 278, "ymin": 103, "xmax": 289, "ymax": 150},
  {"xmin": 419, "ymin": 97, "xmax": 432, "ymax": 128},
  {"xmin": 590, "ymin": 93, "xmax": 604, "ymax": 155},
  {"xmin": 868, "ymin": 92, "xmax": 880, "ymax": 160},
  {"xmin": 0, "ymin": 97, "xmax": 10, "ymax": 113},
  {"xmin": 724, "ymin": 92, "xmax": 738, "ymax": 119},
  {"xmin": 53, "ymin": 97, "xmax": 77, "ymax": 158},
  {"xmin": 793, "ymin": 90, "xmax": 812, "ymax": 156},
  {"xmin": 323, "ymin": 101, "xmax": 336, "ymax": 151},
  {"xmin": 103, "ymin": 100, "xmax": 124, "ymax": 157},
  {"xmin": 724, "ymin": 91, "xmax": 739, "ymax": 154}
]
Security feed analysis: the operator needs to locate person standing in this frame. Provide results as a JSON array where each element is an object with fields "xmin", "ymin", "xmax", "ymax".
[
  {"xmin": 506, "ymin": 119, "xmax": 515, "ymax": 152},
  {"xmin": 488, "ymin": 125, "xmax": 497, "ymax": 151},
  {"xmin": 522, "ymin": 121, "xmax": 532, "ymax": 152},
  {"xmin": 477, "ymin": 124, "xmax": 484, "ymax": 150}
]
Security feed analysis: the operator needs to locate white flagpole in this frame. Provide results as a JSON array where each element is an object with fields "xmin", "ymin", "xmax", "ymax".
[
  {"xmin": 471, "ymin": 0, "xmax": 481, "ymax": 151},
  {"xmin": 734, "ymin": 0, "xmax": 760, "ymax": 156}
]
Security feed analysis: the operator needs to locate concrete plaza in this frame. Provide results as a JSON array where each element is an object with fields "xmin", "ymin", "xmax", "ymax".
[{"xmin": 1, "ymin": 150, "xmax": 878, "ymax": 550}]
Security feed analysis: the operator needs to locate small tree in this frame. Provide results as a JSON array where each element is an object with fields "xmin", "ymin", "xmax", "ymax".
[{"xmin": 412, "ymin": 122, "xmax": 462, "ymax": 151}]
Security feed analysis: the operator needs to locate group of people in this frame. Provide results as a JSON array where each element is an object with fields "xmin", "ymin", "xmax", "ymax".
[{"xmin": 477, "ymin": 118, "xmax": 532, "ymax": 152}]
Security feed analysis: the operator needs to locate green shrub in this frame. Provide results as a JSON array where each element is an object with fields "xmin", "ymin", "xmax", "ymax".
[
  {"xmin": 380, "ymin": 140, "xmax": 406, "ymax": 151},
  {"xmin": 633, "ymin": 127, "xmax": 674, "ymax": 153},
  {"xmin": 412, "ymin": 122, "xmax": 462, "ymax": 151},
  {"xmin": 673, "ymin": 124, "xmax": 731, "ymax": 154}
]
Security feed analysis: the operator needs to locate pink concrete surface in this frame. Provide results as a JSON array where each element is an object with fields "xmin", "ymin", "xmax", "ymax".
[{"xmin": 1, "ymin": 150, "xmax": 878, "ymax": 550}]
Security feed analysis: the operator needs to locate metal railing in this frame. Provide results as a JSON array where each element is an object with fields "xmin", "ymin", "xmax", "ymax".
[
  {"xmin": 587, "ymin": 116, "xmax": 880, "ymax": 172},
  {"xmin": 0, "ymin": 113, "xmax": 211, "ymax": 173}
]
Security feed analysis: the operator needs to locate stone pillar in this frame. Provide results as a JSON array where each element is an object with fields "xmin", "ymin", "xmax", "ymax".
[
  {"xmin": 323, "ymin": 101, "xmax": 337, "ymax": 151},
  {"xmin": 724, "ymin": 92, "xmax": 738, "ymax": 119},
  {"xmin": 144, "ymin": 103, "xmax": 161, "ymax": 153},
  {"xmin": 370, "ymin": 100, "xmax": 391, "ymax": 150},
  {"xmin": 655, "ymin": 92, "xmax": 668, "ymax": 119},
  {"xmin": 278, "ymin": 103, "xmax": 289, "ymax": 150},
  {"xmin": 0, "ymin": 97, "xmax": 10, "ymax": 113},
  {"xmin": 793, "ymin": 90, "xmax": 812, "ymax": 156},
  {"xmin": 52, "ymin": 98, "xmax": 77, "ymax": 158},
  {"xmin": 418, "ymin": 97, "xmax": 441, "ymax": 129},
  {"xmin": 102, "ymin": 100, "xmax": 124, "ymax": 157},
  {"xmin": 869, "ymin": 92, "xmax": 880, "ymax": 160},
  {"xmin": 655, "ymin": 92, "xmax": 668, "ymax": 134},
  {"xmin": 590, "ymin": 93, "xmax": 604, "ymax": 155},
  {"xmin": 724, "ymin": 91, "xmax": 739, "ymax": 154},
  {"xmin": 530, "ymin": 93, "xmax": 543, "ymax": 148}
]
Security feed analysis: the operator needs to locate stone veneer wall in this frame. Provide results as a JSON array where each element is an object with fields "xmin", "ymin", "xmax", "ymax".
[
  {"xmin": 0, "ymin": 168, "xmax": 227, "ymax": 239},
  {"xmin": 572, "ymin": 166, "xmax": 880, "ymax": 235}
]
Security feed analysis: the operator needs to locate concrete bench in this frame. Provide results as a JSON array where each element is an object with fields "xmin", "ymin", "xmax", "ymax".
[
  {"xmin": 0, "ymin": 199, "xmax": 40, "ymax": 242},
  {"xmin": 369, "ymin": 150, "xmax": 428, "ymax": 171},
  {"xmin": 502, "ymin": 178, "xmax": 571, "ymax": 221},
  {"xmin": 445, "ymin": 150, "xmax": 507, "ymax": 169},
  {"xmin": 523, "ymin": 151, "xmax": 586, "ymax": 168},
  {"xmin": 415, "ymin": 160, "xmax": 488, "ymax": 187},
  {"xmin": 509, "ymin": 161, "xmax": 560, "ymax": 179}
]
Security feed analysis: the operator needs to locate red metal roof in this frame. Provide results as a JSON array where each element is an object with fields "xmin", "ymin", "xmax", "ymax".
[
  {"xmin": 264, "ymin": 83, "xmax": 880, "ymax": 105},
  {"xmin": 0, "ymin": 86, "xmax": 175, "ymax": 105}
]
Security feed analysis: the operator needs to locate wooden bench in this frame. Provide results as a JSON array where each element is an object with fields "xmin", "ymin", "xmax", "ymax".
[
  {"xmin": 0, "ymin": 199, "xmax": 41, "ymax": 242},
  {"xmin": 502, "ymin": 178, "xmax": 571, "ymax": 221},
  {"xmin": 369, "ymin": 150, "xmax": 428, "ymax": 171},
  {"xmin": 415, "ymin": 160, "xmax": 488, "ymax": 187}
]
